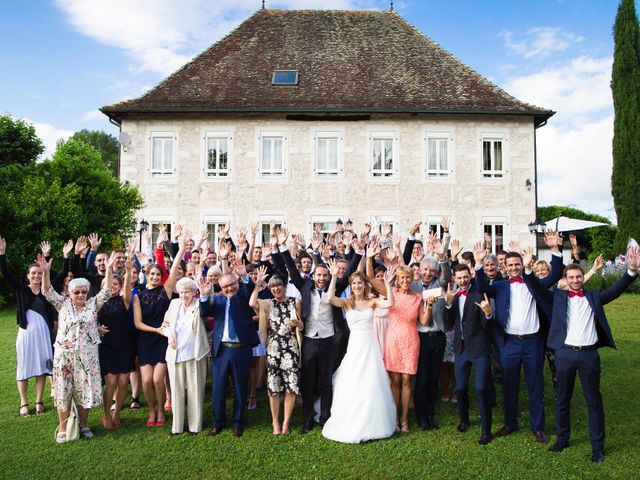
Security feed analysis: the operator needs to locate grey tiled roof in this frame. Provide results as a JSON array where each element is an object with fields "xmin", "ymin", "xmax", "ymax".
[{"xmin": 101, "ymin": 9, "xmax": 554, "ymax": 124}]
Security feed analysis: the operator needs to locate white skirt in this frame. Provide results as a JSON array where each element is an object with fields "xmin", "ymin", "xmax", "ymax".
[{"xmin": 16, "ymin": 310, "xmax": 53, "ymax": 381}]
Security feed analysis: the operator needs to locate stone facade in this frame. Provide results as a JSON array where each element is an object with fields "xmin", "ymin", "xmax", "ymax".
[{"xmin": 120, "ymin": 112, "xmax": 538, "ymax": 250}]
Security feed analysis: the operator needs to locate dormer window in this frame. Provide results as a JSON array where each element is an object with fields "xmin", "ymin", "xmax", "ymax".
[{"xmin": 272, "ymin": 70, "xmax": 298, "ymax": 85}]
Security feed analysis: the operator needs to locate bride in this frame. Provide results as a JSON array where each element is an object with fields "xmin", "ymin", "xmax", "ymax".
[{"xmin": 322, "ymin": 260, "xmax": 397, "ymax": 443}]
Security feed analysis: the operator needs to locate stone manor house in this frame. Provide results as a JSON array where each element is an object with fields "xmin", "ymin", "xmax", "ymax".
[{"xmin": 101, "ymin": 8, "xmax": 554, "ymax": 250}]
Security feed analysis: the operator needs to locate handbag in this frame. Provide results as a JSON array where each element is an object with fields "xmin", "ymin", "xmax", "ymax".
[{"xmin": 65, "ymin": 400, "xmax": 80, "ymax": 442}]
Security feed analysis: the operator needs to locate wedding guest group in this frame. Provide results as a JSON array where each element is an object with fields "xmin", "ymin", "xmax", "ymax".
[{"xmin": 0, "ymin": 215, "xmax": 636, "ymax": 462}]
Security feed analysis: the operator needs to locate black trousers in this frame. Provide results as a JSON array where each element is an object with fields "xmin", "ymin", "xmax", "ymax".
[
  {"xmin": 301, "ymin": 333, "xmax": 344, "ymax": 426},
  {"xmin": 414, "ymin": 331, "xmax": 446, "ymax": 425}
]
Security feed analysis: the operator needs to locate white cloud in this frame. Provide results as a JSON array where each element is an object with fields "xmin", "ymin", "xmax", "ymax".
[
  {"xmin": 501, "ymin": 55, "xmax": 616, "ymax": 220},
  {"xmin": 27, "ymin": 120, "xmax": 75, "ymax": 160},
  {"xmin": 81, "ymin": 109, "xmax": 104, "ymax": 123},
  {"xmin": 501, "ymin": 27, "xmax": 583, "ymax": 60},
  {"xmin": 504, "ymin": 56, "xmax": 612, "ymax": 119},
  {"xmin": 54, "ymin": 0, "xmax": 383, "ymax": 75}
]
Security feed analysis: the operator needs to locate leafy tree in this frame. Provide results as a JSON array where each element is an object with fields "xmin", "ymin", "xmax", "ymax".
[
  {"xmin": 538, "ymin": 205, "xmax": 617, "ymax": 261},
  {"xmin": 0, "ymin": 115, "xmax": 44, "ymax": 167},
  {"xmin": 61, "ymin": 129, "xmax": 120, "ymax": 177},
  {"xmin": 611, "ymin": 0, "xmax": 640, "ymax": 252}
]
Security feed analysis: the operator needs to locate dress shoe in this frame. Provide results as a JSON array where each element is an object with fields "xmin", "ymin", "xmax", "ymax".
[
  {"xmin": 591, "ymin": 450, "xmax": 605, "ymax": 463},
  {"xmin": 300, "ymin": 422, "xmax": 315, "ymax": 434},
  {"xmin": 427, "ymin": 416, "xmax": 439, "ymax": 430},
  {"xmin": 233, "ymin": 428, "xmax": 243, "ymax": 437},
  {"xmin": 207, "ymin": 427, "xmax": 223, "ymax": 436},
  {"xmin": 548, "ymin": 441, "xmax": 568, "ymax": 453},
  {"xmin": 534, "ymin": 431, "xmax": 549, "ymax": 444},
  {"xmin": 457, "ymin": 421, "xmax": 469, "ymax": 433},
  {"xmin": 478, "ymin": 434, "xmax": 493, "ymax": 445},
  {"xmin": 495, "ymin": 425, "xmax": 518, "ymax": 437},
  {"xmin": 419, "ymin": 422, "xmax": 430, "ymax": 431}
]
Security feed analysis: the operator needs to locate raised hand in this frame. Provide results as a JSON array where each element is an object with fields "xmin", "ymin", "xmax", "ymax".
[
  {"xmin": 198, "ymin": 276, "xmax": 212, "ymax": 296},
  {"xmin": 218, "ymin": 241, "xmax": 229, "ymax": 259},
  {"xmin": 362, "ymin": 223, "xmax": 372, "ymax": 237},
  {"xmin": 75, "ymin": 235, "xmax": 88, "ymax": 255},
  {"xmin": 409, "ymin": 221, "xmax": 421, "ymax": 236},
  {"xmin": 326, "ymin": 258, "xmax": 339, "ymax": 276},
  {"xmin": 36, "ymin": 253, "xmax": 52, "ymax": 272},
  {"xmin": 628, "ymin": 246, "xmax": 639, "ymax": 272},
  {"xmin": 0, "ymin": 235, "xmax": 5, "ymax": 255},
  {"xmin": 522, "ymin": 246, "xmax": 535, "ymax": 269},
  {"xmin": 341, "ymin": 231, "xmax": 353, "ymax": 247},
  {"xmin": 200, "ymin": 228, "xmax": 209, "ymax": 243},
  {"xmin": 276, "ymin": 226, "xmax": 289, "ymax": 246},
  {"xmin": 381, "ymin": 223, "xmax": 392, "ymax": 239},
  {"xmin": 367, "ymin": 239, "xmax": 381, "ymax": 258},
  {"xmin": 173, "ymin": 224, "xmax": 183, "ymax": 239},
  {"xmin": 450, "ymin": 239, "xmax": 462, "ymax": 259},
  {"xmin": 137, "ymin": 252, "xmax": 149, "ymax": 267},
  {"xmin": 39, "ymin": 241, "xmax": 51, "ymax": 257},
  {"xmin": 592, "ymin": 254, "xmax": 604, "ymax": 272},
  {"xmin": 294, "ymin": 232, "xmax": 306, "ymax": 248},
  {"xmin": 249, "ymin": 222, "xmax": 258, "ymax": 239},
  {"xmin": 393, "ymin": 233, "xmax": 402, "ymax": 250},
  {"xmin": 106, "ymin": 251, "xmax": 118, "ymax": 270},
  {"xmin": 156, "ymin": 226, "xmax": 168, "ymax": 247},
  {"xmin": 384, "ymin": 266, "xmax": 397, "ymax": 284},
  {"xmin": 474, "ymin": 293, "xmax": 492, "ymax": 316},
  {"xmin": 543, "ymin": 230, "xmax": 562, "ymax": 250},
  {"xmin": 179, "ymin": 228, "xmax": 193, "ymax": 249},
  {"xmin": 311, "ymin": 232, "xmax": 322, "ymax": 252},
  {"xmin": 473, "ymin": 241, "xmax": 486, "ymax": 265},
  {"xmin": 441, "ymin": 216, "xmax": 450, "ymax": 232},
  {"xmin": 256, "ymin": 265, "xmax": 268, "ymax": 287},
  {"xmin": 444, "ymin": 282, "xmax": 455, "ymax": 305},
  {"xmin": 508, "ymin": 240, "xmax": 522, "ymax": 255},
  {"xmin": 88, "ymin": 233, "xmax": 102, "ymax": 251},
  {"xmin": 62, "ymin": 239, "xmax": 74, "ymax": 258},
  {"xmin": 235, "ymin": 258, "xmax": 247, "ymax": 277},
  {"xmin": 126, "ymin": 239, "xmax": 137, "ymax": 257},
  {"xmin": 433, "ymin": 238, "xmax": 446, "ymax": 261},
  {"xmin": 223, "ymin": 222, "xmax": 231, "ymax": 237}
]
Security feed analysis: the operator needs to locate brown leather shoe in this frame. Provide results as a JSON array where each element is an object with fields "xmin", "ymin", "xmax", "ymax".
[
  {"xmin": 478, "ymin": 434, "xmax": 493, "ymax": 445},
  {"xmin": 207, "ymin": 427, "xmax": 223, "ymax": 436},
  {"xmin": 534, "ymin": 431, "xmax": 549, "ymax": 444},
  {"xmin": 457, "ymin": 421, "xmax": 469, "ymax": 433},
  {"xmin": 495, "ymin": 425, "xmax": 518, "ymax": 437},
  {"xmin": 233, "ymin": 428, "xmax": 243, "ymax": 437}
]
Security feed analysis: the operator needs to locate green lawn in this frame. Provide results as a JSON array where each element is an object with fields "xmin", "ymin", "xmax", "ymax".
[{"xmin": 0, "ymin": 296, "xmax": 638, "ymax": 479}]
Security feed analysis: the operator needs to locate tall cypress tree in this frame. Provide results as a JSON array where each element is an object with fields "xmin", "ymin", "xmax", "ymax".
[{"xmin": 611, "ymin": 0, "xmax": 640, "ymax": 252}]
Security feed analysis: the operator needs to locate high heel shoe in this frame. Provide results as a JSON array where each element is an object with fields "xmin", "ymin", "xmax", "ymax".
[{"xmin": 400, "ymin": 420, "xmax": 410, "ymax": 433}]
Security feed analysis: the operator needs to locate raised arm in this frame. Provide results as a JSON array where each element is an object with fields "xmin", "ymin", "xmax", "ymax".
[
  {"xmin": 249, "ymin": 265, "xmax": 268, "ymax": 312},
  {"xmin": 402, "ymin": 222, "xmax": 420, "ymax": 265},
  {"xmin": 326, "ymin": 260, "xmax": 348, "ymax": 308},
  {"xmin": 473, "ymin": 241, "xmax": 496, "ymax": 297},
  {"xmin": 121, "ymin": 256, "xmax": 134, "ymax": 309},
  {"xmin": 373, "ymin": 267, "xmax": 396, "ymax": 309},
  {"xmin": 165, "ymin": 229, "xmax": 190, "ymax": 297}
]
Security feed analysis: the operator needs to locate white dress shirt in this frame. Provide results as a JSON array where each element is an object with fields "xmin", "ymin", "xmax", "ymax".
[
  {"xmin": 175, "ymin": 307, "xmax": 197, "ymax": 362},
  {"xmin": 506, "ymin": 280, "xmax": 539, "ymax": 335},
  {"xmin": 564, "ymin": 294, "xmax": 598, "ymax": 347},
  {"xmin": 305, "ymin": 289, "xmax": 334, "ymax": 338}
]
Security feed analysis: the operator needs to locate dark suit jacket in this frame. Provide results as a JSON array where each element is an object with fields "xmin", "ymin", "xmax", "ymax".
[
  {"xmin": 274, "ymin": 248, "xmax": 361, "ymax": 334},
  {"xmin": 525, "ymin": 270, "xmax": 637, "ymax": 350},
  {"xmin": 199, "ymin": 279, "xmax": 259, "ymax": 357},
  {"xmin": 475, "ymin": 254, "xmax": 564, "ymax": 346},
  {"xmin": 446, "ymin": 286, "xmax": 491, "ymax": 358}
]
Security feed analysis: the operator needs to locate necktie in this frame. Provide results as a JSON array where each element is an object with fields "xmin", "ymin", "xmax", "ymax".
[
  {"xmin": 457, "ymin": 290, "xmax": 468, "ymax": 297},
  {"xmin": 509, "ymin": 277, "xmax": 524, "ymax": 284},
  {"xmin": 568, "ymin": 290, "xmax": 584, "ymax": 298},
  {"xmin": 226, "ymin": 298, "xmax": 237, "ymax": 339}
]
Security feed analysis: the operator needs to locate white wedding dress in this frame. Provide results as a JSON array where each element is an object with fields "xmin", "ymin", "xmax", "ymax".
[{"xmin": 322, "ymin": 308, "xmax": 396, "ymax": 443}]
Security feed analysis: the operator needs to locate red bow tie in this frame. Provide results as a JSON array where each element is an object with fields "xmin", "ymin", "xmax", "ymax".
[
  {"xmin": 457, "ymin": 290, "xmax": 468, "ymax": 297},
  {"xmin": 509, "ymin": 277, "xmax": 524, "ymax": 284},
  {"xmin": 568, "ymin": 290, "xmax": 584, "ymax": 298}
]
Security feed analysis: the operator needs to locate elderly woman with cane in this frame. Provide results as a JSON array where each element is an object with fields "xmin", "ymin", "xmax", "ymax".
[{"xmin": 38, "ymin": 251, "xmax": 116, "ymax": 443}]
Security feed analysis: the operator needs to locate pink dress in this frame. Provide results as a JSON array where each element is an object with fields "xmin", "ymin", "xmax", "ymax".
[{"xmin": 384, "ymin": 291, "xmax": 422, "ymax": 375}]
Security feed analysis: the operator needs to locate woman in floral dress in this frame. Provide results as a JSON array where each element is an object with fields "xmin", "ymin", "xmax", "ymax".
[
  {"xmin": 38, "ymin": 252, "xmax": 116, "ymax": 443},
  {"xmin": 249, "ymin": 266, "xmax": 302, "ymax": 435}
]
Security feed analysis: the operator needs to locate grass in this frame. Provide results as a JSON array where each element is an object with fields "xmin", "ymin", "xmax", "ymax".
[{"xmin": 0, "ymin": 295, "xmax": 639, "ymax": 479}]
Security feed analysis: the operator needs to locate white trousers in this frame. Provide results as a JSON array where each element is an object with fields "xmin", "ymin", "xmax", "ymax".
[{"xmin": 167, "ymin": 357, "xmax": 207, "ymax": 433}]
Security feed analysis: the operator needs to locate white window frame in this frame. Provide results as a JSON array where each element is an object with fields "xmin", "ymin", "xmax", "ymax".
[
  {"xmin": 202, "ymin": 214, "xmax": 230, "ymax": 251},
  {"xmin": 481, "ymin": 217, "xmax": 507, "ymax": 254},
  {"xmin": 258, "ymin": 131, "xmax": 288, "ymax": 181},
  {"xmin": 369, "ymin": 132, "xmax": 398, "ymax": 181},
  {"xmin": 257, "ymin": 214, "xmax": 285, "ymax": 245},
  {"xmin": 149, "ymin": 131, "xmax": 177, "ymax": 180},
  {"xmin": 480, "ymin": 133, "xmax": 507, "ymax": 179},
  {"xmin": 314, "ymin": 131, "xmax": 343, "ymax": 179},
  {"xmin": 202, "ymin": 131, "xmax": 233, "ymax": 181},
  {"xmin": 424, "ymin": 132, "xmax": 453, "ymax": 180},
  {"xmin": 308, "ymin": 214, "xmax": 347, "ymax": 244}
]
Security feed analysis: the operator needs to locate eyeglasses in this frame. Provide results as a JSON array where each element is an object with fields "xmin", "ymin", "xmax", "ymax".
[
  {"xmin": 218, "ymin": 283, "xmax": 236, "ymax": 290},
  {"xmin": 71, "ymin": 290, "xmax": 88, "ymax": 295}
]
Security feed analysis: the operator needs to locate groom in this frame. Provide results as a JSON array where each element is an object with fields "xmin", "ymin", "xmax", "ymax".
[{"xmin": 273, "ymin": 234, "xmax": 362, "ymax": 433}]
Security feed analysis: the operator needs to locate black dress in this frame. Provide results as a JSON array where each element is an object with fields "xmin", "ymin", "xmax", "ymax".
[
  {"xmin": 98, "ymin": 296, "xmax": 135, "ymax": 374},
  {"xmin": 137, "ymin": 287, "xmax": 169, "ymax": 365}
]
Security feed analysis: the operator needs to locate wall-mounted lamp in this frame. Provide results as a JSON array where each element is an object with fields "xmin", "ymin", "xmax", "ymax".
[{"xmin": 525, "ymin": 179, "xmax": 532, "ymax": 191}]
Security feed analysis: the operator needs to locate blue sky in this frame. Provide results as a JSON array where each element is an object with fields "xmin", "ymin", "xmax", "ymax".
[{"xmin": 0, "ymin": 0, "xmax": 624, "ymax": 220}]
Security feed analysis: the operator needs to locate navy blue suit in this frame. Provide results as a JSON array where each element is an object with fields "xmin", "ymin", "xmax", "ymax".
[
  {"xmin": 526, "ymin": 269, "xmax": 637, "ymax": 451},
  {"xmin": 199, "ymin": 278, "xmax": 259, "ymax": 430},
  {"xmin": 475, "ymin": 253, "xmax": 563, "ymax": 433},
  {"xmin": 446, "ymin": 286, "xmax": 493, "ymax": 434}
]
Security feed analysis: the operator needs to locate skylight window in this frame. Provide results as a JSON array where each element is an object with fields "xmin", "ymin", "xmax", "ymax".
[{"xmin": 272, "ymin": 70, "xmax": 298, "ymax": 85}]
